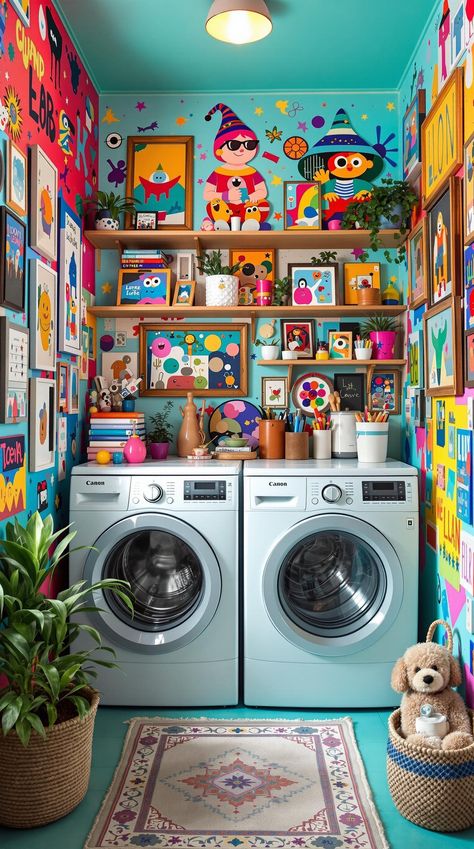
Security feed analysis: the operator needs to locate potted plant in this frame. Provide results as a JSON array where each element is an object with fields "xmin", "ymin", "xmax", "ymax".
[
  {"xmin": 341, "ymin": 178, "xmax": 418, "ymax": 263},
  {"xmin": 360, "ymin": 314, "xmax": 398, "ymax": 360},
  {"xmin": 272, "ymin": 276, "xmax": 291, "ymax": 306},
  {"xmin": 255, "ymin": 335, "xmax": 281, "ymax": 360},
  {"xmin": 197, "ymin": 250, "xmax": 241, "ymax": 307},
  {"xmin": 85, "ymin": 190, "xmax": 137, "ymax": 231},
  {"xmin": 147, "ymin": 400, "xmax": 174, "ymax": 460},
  {"xmin": 0, "ymin": 512, "xmax": 131, "ymax": 828}
]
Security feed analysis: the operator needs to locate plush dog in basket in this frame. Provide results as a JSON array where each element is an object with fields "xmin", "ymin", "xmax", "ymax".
[{"xmin": 391, "ymin": 619, "xmax": 473, "ymax": 750}]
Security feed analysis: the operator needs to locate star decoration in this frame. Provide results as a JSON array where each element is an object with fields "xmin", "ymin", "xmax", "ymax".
[
  {"xmin": 361, "ymin": 114, "xmax": 368, "ymax": 120},
  {"xmin": 271, "ymin": 175, "xmax": 282, "ymax": 186},
  {"xmin": 386, "ymin": 102, "xmax": 396, "ymax": 111},
  {"xmin": 351, "ymin": 247, "xmax": 365, "ymax": 260},
  {"xmin": 254, "ymin": 107, "xmax": 264, "ymax": 116},
  {"xmin": 102, "ymin": 107, "xmax": 119, "ymax": 124},
  {"xmin": 250, "ymin": 353, "xmax": 257, "ymax": 360},
  {"xmin": 197, "ymin": 143, "xmax": 203, "ymax": 149},
  {"xmin": 390, "ymin": 275, "xmax": 397, "ymax": 283},
  {"xmin": 101, "ymin": 282, "xmax": 113, "ymax": 294},
  {"xmin": 297, "ymin": 121, "xmax": 307, "ymax": 132},
  {"xmin": 200, "ymin": 152, "xmax": 207, "ymax": 160},
  {"xmin": 197, "ymin": 178, "xmax": 204, "ymax": 185},
  {"xmin": 273, "ymin": 212, "xmax": 282, "ymax": 221},
  {"xmin": 136, "ymin": 101, "xmax": 146, "ymax": 111}
]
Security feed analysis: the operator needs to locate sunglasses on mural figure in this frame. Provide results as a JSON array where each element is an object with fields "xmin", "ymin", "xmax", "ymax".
[{"xmin": 222, "ymin": 139, "xmax": 259, "ymax": 151}]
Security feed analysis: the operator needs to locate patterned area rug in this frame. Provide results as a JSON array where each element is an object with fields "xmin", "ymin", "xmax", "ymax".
[{"xmin": 85, "ymin": 718, "xmax": 388, "ymax": 849}]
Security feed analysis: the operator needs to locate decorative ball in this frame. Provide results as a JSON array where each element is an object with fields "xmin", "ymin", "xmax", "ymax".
[
  {"xmin": 89, "ymin": 405, "xmax": 98, "ymax": 413},
  {"xmin": 96, "ymin": 450, "xmax": 112, "ymax": 465}
]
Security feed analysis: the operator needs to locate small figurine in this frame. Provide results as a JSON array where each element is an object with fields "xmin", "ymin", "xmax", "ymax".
[
  {"xmin": 98, "ymin": 389, "xmax": 112, "ymax": 412},
  {"xmin": 109, "ymin": 380, "xmax": 123, "ymax": 412}
]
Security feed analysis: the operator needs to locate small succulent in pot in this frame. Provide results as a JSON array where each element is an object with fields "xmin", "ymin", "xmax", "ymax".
[
  {"xmin": 85, "ymin": 191, "xmax": 137, "ymax": 231},
  {"xmin": 197, "ymin": 250, "xmax": 241, "ymax": 307},
  {"xmin": 360, "ymin": 314, "xmax": 398, "ymax": 360},
  {"xmin": 272, "ymin": 276, "xmax": 291, "ymax": 306}
]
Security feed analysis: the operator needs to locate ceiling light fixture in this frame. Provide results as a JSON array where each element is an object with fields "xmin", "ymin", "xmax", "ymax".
[{"xmin": 206, "ymin": 0, "xmax": 272, "ymax": 45}]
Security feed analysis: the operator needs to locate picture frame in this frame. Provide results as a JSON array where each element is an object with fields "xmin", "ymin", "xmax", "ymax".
[
  {"xmin": 408, "ymin": 218, "xmax": 429, "ymax": 309},
  {"xmin": 172, "ymin": 280, "xmax": 195, "ymax": 306},
  {"xmin": 343, "ymin": 262, "xmax": 380, "ymax": 305},
  {"xmin": 427, "ymin": 176, "xmax": 462, "ymax": 306},
  {"xmin": 465, "ymin": 330, "xmax": 474, "ymax": 388},
  {"xmin": 403, "ymin": 89, "xmax": 426, "ymax": 182},
  {"xmin": 56, "ymin": 362, "xmax": 69, "ymax": 413},
  {"xmin": 334, "ymin": 373, "xmax": 365, "ymax": 412},
  {"xmin": 413, "ymin": 388, "xmax": 425, "ymax": 427},
  {"xmin": 58, "ymin": 199, "xmax": 82, "ymax": 354},
  {"xmin": 0, "ymin": 318, "xmax": 28, "ymax": 423},
  {"xmin": 7, "ymin": 140, "xmax": 27, "ymax": 217},
  {"xmin": 29, "ymin": 259, "xmax": 56, "ymax": 371},
  {"xmin": 139, "ymin": 323, "xmax": 248, "ymax": 396},
  {"xmin": 80, "ymin": 328, "xmax": 89, "ymax": 380},
  {"xmin": 421, "ymin": 67, "xmax": 464, "ymax": 208},
  {"xmin": 409, "ymin": 328, "xmax": 424, "ymax": 389},
  {"xmin": 117, "ymin": 268, "xmax": 171, "ymax": 306},
  {"xmin": 261, "ymin": 376, "xmax": 288, "ymax": 409},
  {"xmin": 29, "ymin": 145, "xmax": 58, "ymax": 262},
  {"xmin": 423, "ymin": 296, "xmax": 463, "ymax": 397},
  {"xmin": 9, "ymin": 0, "xmax": 30, "ymax": 26},
  {"xmin": 29, "ymin": 378, "xmax": 56, "ymax": 472},
  {"xmin": 466, "ymin": 244, "xmax": 474, "ymax": 292},
  {"xmin": 289, "ymin": 263, "xmax": 337, "ymax": 307},
  {"xmin": 176, "ymin": 252, "xmax": 194, "ymax": 281},
  {"xmin": 464, "ymin": 131, "xmax": 474, "ymax": 246},
  {"xmin": 69, "ymin": 364, "xmax": 79, "ymax": 413},
  {"xmin": 230, "ymin": 248, "xmax": 275, "ymax": 305},
  {"xmin": 281, "ymin": 320, "xmax": 315, "ymax": 358},
  {"xmin": 135, "ymin": 211, "xmax": 157, "ymax": 230},
  {"xmin": 368, "ymin": 371, "xmax": 400, "ymax": 414},
  {"xmin": 328, "ymin": 330, "xmax": 353, "ymax": 360},
  {"xmin": 125, "ymin": 135, "xmax": 193, "ymax": 230},
  {"xmin": 0, "ymin": 206, "xmax": 26, "ymax": 312},
  {"xmin": 283, "ymin": 181, "xmax": 321, "ymax": 230}
]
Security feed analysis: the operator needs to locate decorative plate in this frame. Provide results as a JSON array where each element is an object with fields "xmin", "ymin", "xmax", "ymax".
[
  {"xmin": 291, "ymin": 372, "xmax": 334, "ymax": 416},
  {"xmin": 209, "ymin": 400, "xmax": 263, "ymax": 448}
]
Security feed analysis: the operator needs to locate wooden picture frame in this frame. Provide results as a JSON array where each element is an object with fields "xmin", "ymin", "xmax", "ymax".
[
  {"xmin": 403, "ymin": 89, "xmax": 426, "ymax": 182},
  {"xmin": 69, "ymin": 364, "xmax": 79, "ymax": 413},
  {"xmin": 408, "ymin": 218, "xmax": 429, "ymax": 309},
  {"xmin": 0, "ymin": 318, "xmax": 28, "ymax": 423},
  {"xmin": 58, "ymin": 199, "xmax": 82, "ymax": 354},
  {"xmin": 261, "ymin": 376, "xmax": 288, "ymax": 409},
  {"xmin": 427, "ymin": 176, "xmax": 462, "ymax": 306},
  {"xmin": 464, "ymin": 130, "xmax": 474, "ymax": 246},
  {"xmin": 368, "ymin": 370, "xmax": 401, "ymax": 415},
  {"xmin": 328, "ymin": 330, "xmax": 353, "ymax": 360},
  {"xmin": 56, "ymin": 361, "xmax": 69, "ymax": 413},
  {"xmin": 283, "ymin": 181, "xmax": 321, "ymax": 230},
  {"xmin": 421, "ymin": 67, "xmax": 464, "ymax": 208},
  {"xmin": 289, "ymin": 262, "xmax": 337, "ymax": 307},
  {"xmin": 281, "ymin": 320, "xmax": 315, "ymax": 357},
  {"xmin": 125, "ymin": 135, "xmax": 193, "ymax": 230},
  {"xmin": 135, "ymin": 211, "xmax": 157, "ymax": 230},
  {"xmin": 7, "ymin": 140, "xmax": 27, "ymax": 217},
  {"xmin": 139, "ymin": 323, "xmax": 248, "ymax": 396},
  {"xmin": 29, "ymin": 378, "xmax": 56, "ymax": 472},
  {"xmin": 29, "ymin": 258, "xmax": 56, "ymax": 371},
  {"xmin": 29, "ymin": 145, "xmax": 58, "ymax": 262},
  {"xmin": 172, "ymin": 280, "xmax": 196, "ymax": 306},
  {"xmin": 176, "ymin": 252, "xmax": 194, "ymax": 281},
  {"xmin": 334, "ymin": 373, "xmax": 365, "ymax": 412},
  {"xmin": 117, "ymin": 268, "xmax": 171, "ymax": 306},
  {"xmin": 465, "ymin": 331, "xmax": 474, "ymax": 388},
  {"xmin": 0, "ymin": 206, "xmax": 26, "ymax": 312},
  {"xmin": 409, "ymin": 328, "xmax": 424, "ymax": 390},
  {"xmin": 423, "ymin": 296, "xmax": 463, "ymax": 397}
]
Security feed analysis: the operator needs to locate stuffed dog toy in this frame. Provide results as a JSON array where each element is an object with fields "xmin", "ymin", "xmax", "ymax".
[{"xmin": 391, "ymin": 619, "xmax": 473, "ymax": 750}]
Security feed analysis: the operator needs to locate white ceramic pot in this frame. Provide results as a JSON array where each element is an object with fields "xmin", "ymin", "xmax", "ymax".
[
  {"xmin": 95, "ymin": 212, "xmax": 119, "ymax": 231},
  {"xmin": 205, "ymin": 274, "xmax": 239, "ymax": 307},
  {"xmin": 354, "ymin": 348, "xmax": 372, "ymax": 360},
  {"xmin": 261, "ymin": 345, "xmax": 280, "ymax": 360}
]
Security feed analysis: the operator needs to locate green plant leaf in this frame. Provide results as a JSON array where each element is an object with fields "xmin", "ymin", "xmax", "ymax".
[
  {"xmin": 67, "ymin": 695, "xmax": 91, "ymax": 719},
  {"xmin": 38, "ymin": 663, "xmax": 60, "ymax": 700},
  {"xmin": 15, "ymin": 718, "xmax": 31, "ymax": 747},
  {"xmin": 46, "ymin": 703, "xmax": 57, "ymax": 727},
  {"xmin": 1, "ymin": 696, "xmax": 22, "ymax": 734},
  {"xmin": 26, "ymin": 713, "xmax": 47, "ymax": 739}
]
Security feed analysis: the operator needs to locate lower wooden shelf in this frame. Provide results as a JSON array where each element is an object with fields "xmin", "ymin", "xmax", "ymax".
[{"xmin": 257, "ymin": 358, "xmax": 406, "ymax": 383}]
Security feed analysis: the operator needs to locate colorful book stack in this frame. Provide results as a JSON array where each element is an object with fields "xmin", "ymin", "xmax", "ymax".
[
  {"xmin": 121, "ymin": 249, "xmax": 169, "ymax": 270},
  {"xmin": 88, "ymin": 412, "xmax": 146, "ymax": 461}
]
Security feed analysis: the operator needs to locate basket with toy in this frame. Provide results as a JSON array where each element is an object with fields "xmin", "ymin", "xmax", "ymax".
[{"xmin": 387, "ymin": 619, "xmax": 474, "ymax": 832}]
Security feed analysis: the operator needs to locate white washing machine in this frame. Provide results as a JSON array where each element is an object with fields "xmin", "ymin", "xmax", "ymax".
[
  {"xmin": 244, "ymin": 459, "xmax": 419, "ymax": 708},
  {"xmin": 69, "ymin": 459, "xmax": 240, "ymax": 706}
]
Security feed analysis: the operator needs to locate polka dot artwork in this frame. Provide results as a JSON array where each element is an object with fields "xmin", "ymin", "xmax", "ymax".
[
  {"xmin": 291, "ymin": 372, "xmax": 334, "ymax": 416},
  {"xmin": 209, "ymin": 400, "xmax": 263, "ymax": 448}
]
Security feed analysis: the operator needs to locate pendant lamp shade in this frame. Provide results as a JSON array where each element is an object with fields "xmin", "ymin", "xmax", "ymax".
[{"xmin": 206, "ymin": 0, "xmax": 272, "ymax": 44}]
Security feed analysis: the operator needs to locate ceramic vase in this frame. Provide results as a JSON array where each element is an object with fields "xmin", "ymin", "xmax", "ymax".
[
  {"xmin": 123, "ymin": 435, "xmax": 147, "ymax": 464},
  {"xmin": 177, "ymin": 392, "xmax": 202, "ymax": 457},
  {"xmin": 369, "ymin": 330, "xmax": 396, "ymax": 360},
  {"xmin": 205, "ymin": 274, "xmax": 239, "ymax": 307}
]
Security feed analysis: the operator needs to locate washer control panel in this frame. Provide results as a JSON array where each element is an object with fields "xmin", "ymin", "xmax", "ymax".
[
  {"xmin": 128, "ymin": 476, "xmax": 235, "ymax": 510},
  {"xmin": 362, "ymin": 480, "xmax": 406, "ymax": 502},
  {"xmin": 184, "ymin": 480, "xmax": 227, "ymax": 501},
  {"xmin": 306, "ymin": 477, "xmax": 415, "ymax": 510}
]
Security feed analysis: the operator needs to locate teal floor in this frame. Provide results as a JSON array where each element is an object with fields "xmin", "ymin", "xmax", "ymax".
[{"xmin": 1, "ymin": 705, "xmax": 474, "ymax": 848}]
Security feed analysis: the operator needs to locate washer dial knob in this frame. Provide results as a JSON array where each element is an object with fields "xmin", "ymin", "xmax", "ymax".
[
  {"xmin": 143, "ymin": 484, "xmax": 163, "ymax": 503},
  {"xmin": 321, "ymin": 484, "xmax": 343, "ymax": 503}
]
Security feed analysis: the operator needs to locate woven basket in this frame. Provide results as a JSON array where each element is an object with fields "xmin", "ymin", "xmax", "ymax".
[{"xmin": 0, "ymin": 687, "xmax": 99, "ymax": 828}]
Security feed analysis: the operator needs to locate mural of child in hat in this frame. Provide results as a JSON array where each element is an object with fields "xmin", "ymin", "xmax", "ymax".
[{"xmin": 202, "ymin": 103, "xmax": 271, "ymax": 231}]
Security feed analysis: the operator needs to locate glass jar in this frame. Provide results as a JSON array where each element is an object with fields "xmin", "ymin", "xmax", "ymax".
[{"xmin": 316, "ymin": 341, "xmax": 329, "ymax": 360}]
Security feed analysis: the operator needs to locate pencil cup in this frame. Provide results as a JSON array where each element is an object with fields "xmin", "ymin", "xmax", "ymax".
[
  {"xmin": 356, "ymin": 421, "xmax": 389, "ymax": 463},
  {"xmin": 259, "ymin": 419, "xmax": 286, "ymax": 459},
  {"xmin": 312, "ymin": 430, "xmax": 332, "ymax": 460},
  {"xmin": 285, "ymin": 432, "xmax": 309, "ymax": 460},
  {"xmin": 354, "ymin": 348, "xmax": 372, "ymax": 360}
]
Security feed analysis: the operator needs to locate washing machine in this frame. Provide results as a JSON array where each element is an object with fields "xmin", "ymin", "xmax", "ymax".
[
  {"xmin": 244, "ymin": 459, "xmax": 419, "ymax": 708},
  {"xmin": 69, "ymin": 459, "xmax": 240, "ymax": 706}
]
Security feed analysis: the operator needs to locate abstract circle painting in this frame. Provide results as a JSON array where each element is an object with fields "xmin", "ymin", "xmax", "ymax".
[{"xmin": 291, "ymin": 373, "xmax": 334, "ymax": 416}]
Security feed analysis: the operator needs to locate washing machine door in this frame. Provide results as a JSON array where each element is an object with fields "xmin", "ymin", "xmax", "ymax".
[
  {"xmin": 83, "ymin": 513, "xmax": 221, "ymax": 652},
  {"xmin": 262, "ymin": 513, "xmax": 403, "ymax": 656}
]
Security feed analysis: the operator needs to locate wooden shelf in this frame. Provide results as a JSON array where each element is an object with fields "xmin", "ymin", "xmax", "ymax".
[
  {"xmin": 87, "ymin": 304, "xmax": 406, "ymax": 318},
  {"xmin": 257, "ymin": 358, "xmax": 406, "ymax": 383}
]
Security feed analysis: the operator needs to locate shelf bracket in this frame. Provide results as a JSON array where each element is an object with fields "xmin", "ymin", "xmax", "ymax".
[
  {"xmin": 193, "ymin": 234, "xmax": 202, "ymax": 258},
  {"xmin": 114, "ymin": 239, "xmax": 124, "ymax": 259},
  {"xmin": 287, "ymin": 363, "xmax": 294, "ymax": 385},
  {"xmin": 250, "ymin": 313, "xmax": 256, "ymax": 344},
  {"xmin": 96, "ymin": 248, "xmax": 101, "ymax": 272}
]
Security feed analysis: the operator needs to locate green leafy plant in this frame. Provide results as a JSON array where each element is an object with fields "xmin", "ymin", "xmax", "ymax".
[
  {"xmin": 196, "ymin": 250, "xmax": 241, "ymax": 277},
  {"xmin": 147, "ymin": 401, "xmax": 174, "ymax": 444},
  {"xmin": 341, "ymin": 178, "xmax": 418, "ymax": 263},
  {"xmin": 311, "ymin": 250, "xmax": 338, "ymax": 264},
  {"xmin": 254, "ymin": 337, "xmax": 281, "ymax": 347},
  {"xmin": 0, "ymin": 513, "xmax": 132, "ymax": 746},
  {"xmin": 360, "ymin": 315, "xmax": 398, "ymax": 335},
  {"xmin": 272, "ymin": 276, "xmax": 291, "ymax": 306},
  {"xmin": 83, "ymin": 190, "xmax": 137, "ymax": 221}
]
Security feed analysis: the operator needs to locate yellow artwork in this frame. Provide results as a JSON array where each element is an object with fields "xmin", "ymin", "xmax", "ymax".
[
  {"xmin": 343, "ymin": 263, "xmax": 381, "ymax": 305},
  {"xmin": 125, "ymin": 135, "xmax": 193, "ymax": 229},
  {"xmin": 422, "ymin": 67, "xmax": 464, "ymax": 207},
  {"xmin": 0, "ymin": 437, "xmax": 26, "ymax": 521}
]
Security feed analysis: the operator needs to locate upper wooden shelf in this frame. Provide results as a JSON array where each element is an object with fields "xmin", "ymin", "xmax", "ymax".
[{"xmin": 87, "ymin": 304, "xmax": 407, "ymax": 319}]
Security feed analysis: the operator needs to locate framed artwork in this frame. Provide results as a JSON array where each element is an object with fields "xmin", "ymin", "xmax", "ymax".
[
  {"xmin": 403, "ymin": 89, "xmax": 426, "ymax": 181},
  {"xmin": 421, "ymin": 67, "xmax": 464, "ymax": 207},
  {"xmin": 7, "ymin": 140, "xmax": 27, "ymax": 217},
  {"xmin": 135, "ymin": 211, "xmax": 157, "ymax": 230},
  {"xmin": 176, "ymin": 252, "xmax": 194, "ymax": 281},
  {"xmin": 334, "ymin": 373, "xmax": 365, "ymax": 412},
  {"xmin": 29, "ymin": 145, "xmax": 58, "ymax": 262},
  {"xmin": 58, "ymin": 199, "xmax": 82, "ymax": 354},
  {"xmin": 343, "ymin": 262, "xmax": 380, "ymax": 305},
  {"xmin": 29, "ymin": 378, "xmax": 56, "ymax": 472},
  {"xmin": 328, "ymin": 330, "xmax": 353, "ymax": 360},
  {"xmin": 139, "ymin": 323, "xmax": 248, "ymax": 396},
  {"xmin": 281, "ymin": 320, "xmax": 314, "ymax": 357},
  {"xmin": 409, "ymin": 329, "xmax": 424, "ymax": 389},
  {"xmin": 427, "ymin": 177, "xmax": 462, "ymax": 305},
  {"xmin": 466, "ymin": 282, "xmax": 474, "ymax": 331},
  {"xmin": 456, "ymin": 429, "xmax": 472, "ymax": 524},
  {"xmin": 289, "ymin": 263, "xmax": 337, "ymax": 306},
  {"xmin": 125, "ymin": 135, "xmax": 193, "ymax": 229},
  {"xmin": 261, "ymin": 376, "xmax": 288, "ymax": 409},
  {"xmin": 0, "ymin": 434, "xmax": 26, "ymax": 521},
  {"xmin": 0, "ymin": 318, "xmax": 28, "ymax": 423},
  {"xmin": 29, "ymin": 259, "xmax": 56, "ymax": 371},
  {"xmin": 172, "ymin": 280, "xmax": 195, "ymax": 306},
  {"xmin": 466, "ymin": 244, "xmax": 474, "ymax": 291},
  {"xmin": 291, "ymin": 372, "xmax": 334, "ymax": 416},
  {"xmin": 80, "ymin": 327, "xmax": 89, "ymax": 380},
  {"xmin": 408, "ymin": 218, "xmax": 429, "ymax": 309},
  {"xmin": 283, "ymin": 181, "xmax": 321, "ymax": 230},
  {"xmin": 0, "ymin": 206, "xmax": 25, "ymax": 312},
  {"xmin": 117, "ymin": 269, "xmax": 171, "ymax": 305},
  {"xmin": 69, "ymin": 364, "xmax": 79, "ymax": 413},
  {"xmin": 423, "ymin": 296, "xmax": 463, "ymax": 397},
  {"xmin": 230, "ymin": 248, "xmax": 275, "ymax": 305},
  {"xmin": 56, "ymin": 362, "xmax": 69, "ymax": 413},
  {"xmin": 101, "ymin": 352, "xmax": 138, "ymax": 384},
  {"xmin": 464, "ymin": 131, "xmax": 474, "ymax": 245},
  {"xmin": 368, "ymin": 371, "xmax": 400, "ymax": 414},
  {"xmin": 9, "ymin": 0, "xmax": 30, "ymax": 26},
  {"xmin": 413, "ymin": 388, "xmax": 425, "ymax": 427}
]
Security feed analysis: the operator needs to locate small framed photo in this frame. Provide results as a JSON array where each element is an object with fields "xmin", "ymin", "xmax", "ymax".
[
  {"xmin": 0, "ymin": 206, "xmax": 26, "ymax": 312},
  {"xmin": 117, "ymin": 269, "xmax": 171, "ymax": 305},
  {"xmin": 172, "ymin": 280, "xmax": 195, "ymax": 306},
  {"xmin": 69, "ymin": 364, "xmax": 79, "ymax": 413},
  {"xmin": 464, "ymin": 131, "xmax": 474, "ymax": 246},
  {"xmin": 29, "ymin": 145, "xmax": 58, "ymax": 262},
  {"xmin": 261, "ymin": 376, "xmax": 288, "ymax": 409},
  {"xmin": 465, "ymin": 330, "xmax": 474, "ymax": 388},
  {"xmin": 423, "ymin": 296, "xmax": 463, "ymax": 396},
  {"xmin": 427, "ymin": 176, "xmax": 462, "ymax": 305},
  {"xmin": 408, "ymin": 218, "xmax": 429, "ymax": 310},
  {"xmin": 328, "ymin": 330, "xmax": 353, "ymax": 359},
  {"xmin": 0, "ymin": 318, "xmax": 28, "ymax": 423},
  {"xmin": 7, "ymin": 141, "xmax": 27, "ymax": 217},
  {"xmin": 403, "ymin": 89, "xmax": 426, "ymax": 182},
  {"xmin": 56, "ymin": 362, "xmax": 69, "ymax": 413},
  {"xmin": 284, "ymin": 181, "xmax": 321, "ymax": 230},
  {"xmin": 135, "ymin": 211, "xmax": 157, "ymax": 230},
  {"xmin": 343, "ymin": 262, "xmax": 380, "ymax": 305},
  {"xmin": 289, "ymin": 263, "xmax": 337, "ymax": 306},
  {"xmin": 368, "ymin": 371, "xmax": 400, "ymax": 414},
  {"xmin": 176, "ymin": 252, "xmax": 194, "ymax": 281},
  {"xmin": 29, "ymin": 378, "xmax": 56, "ymax": 472},
  {"xmin": 281, "ymin": 320, "xmax": 315, "ymax": 358}
]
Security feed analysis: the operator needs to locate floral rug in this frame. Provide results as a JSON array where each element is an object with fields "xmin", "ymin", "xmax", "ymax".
[{"xmin": 85, "ymin": 718, "xmax": 388, "ymax": 849}]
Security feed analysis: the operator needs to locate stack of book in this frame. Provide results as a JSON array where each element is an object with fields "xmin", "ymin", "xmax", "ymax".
[
  {"xmin": 215, "ymin": 444, "xmax": 253, "ymax": 455},
  {"xmin": 88, "ymin": 412, "xmax": 146, "ymax": 461},
  {"xmin": 121, "ymin": 249, "xmax": 169, "ymax": 270}
]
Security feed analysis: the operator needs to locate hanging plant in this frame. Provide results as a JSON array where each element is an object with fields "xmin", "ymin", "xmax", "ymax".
[{"xmin": 341, "ymin": 178, "xmax": 418, "ymax": 264}]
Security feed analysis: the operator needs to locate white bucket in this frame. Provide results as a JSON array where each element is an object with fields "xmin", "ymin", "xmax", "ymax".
[
  {"xmin": 312, "ymin": 429, "xmax": 332, "ymax": 459},
  {"xmin": 356, "ymin": 421, "xmax": 389, "ymax": 463}
]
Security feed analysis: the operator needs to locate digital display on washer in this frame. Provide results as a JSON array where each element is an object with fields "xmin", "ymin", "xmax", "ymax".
[
  {"xmin": 362, "ymin": 480, "xmax": 406, "ymax": 501},
  {"xmin": 184, "ymin": 480, "xmax": 227, "ymax": 500}
]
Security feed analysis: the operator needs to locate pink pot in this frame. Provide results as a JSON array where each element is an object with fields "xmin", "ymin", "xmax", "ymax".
[
  {"xmin": 149, "ymin": 442, "xmax": 169, "ymax": 460},
  {"xmin": 327, "ymin": 220, "xmax": 342, "ymax": 230},
  {"xmin": 369, "ymin": 330, "xmax": 396, "ymax": 360},
  {"xmin": 123, "ymin": 435, "xmax": 147, "ymax": 464}
]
